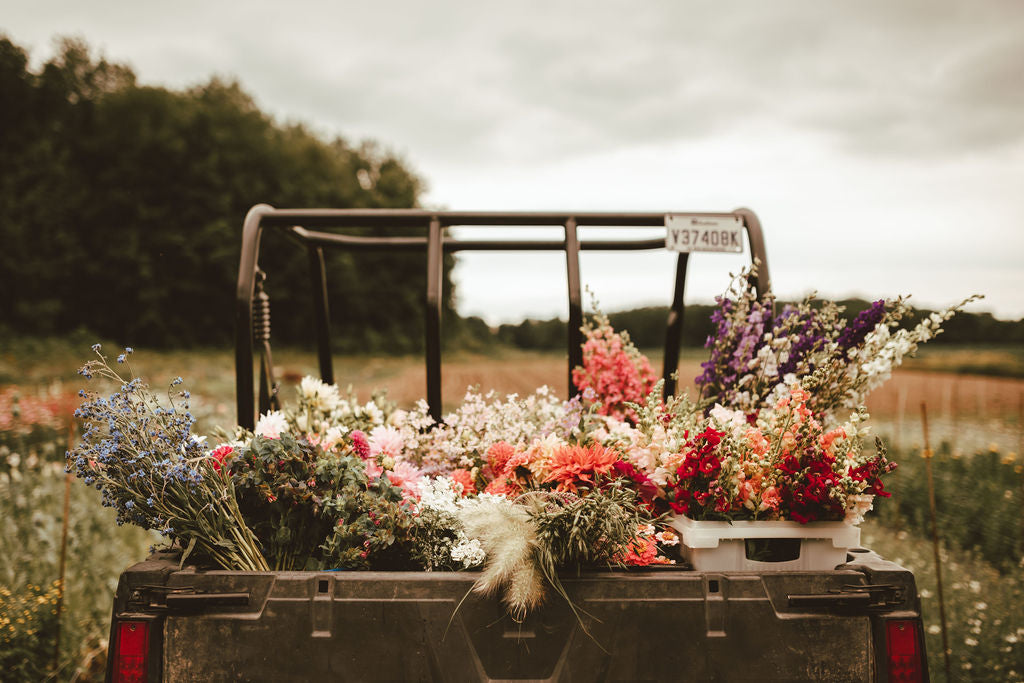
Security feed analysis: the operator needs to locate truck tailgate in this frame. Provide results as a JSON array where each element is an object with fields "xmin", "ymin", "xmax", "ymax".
[{"xmin": 111, "ymin": 550, "xmax": 923, "ymax": 682}]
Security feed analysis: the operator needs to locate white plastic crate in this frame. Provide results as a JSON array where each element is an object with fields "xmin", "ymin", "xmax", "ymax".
[{"xmin": 669, "ymin": 515, "xmax": 861, "ymax": 571}]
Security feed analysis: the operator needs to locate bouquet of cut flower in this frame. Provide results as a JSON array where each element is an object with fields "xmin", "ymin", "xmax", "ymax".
[
  {"xmin": 67, "ymin": 277, "xmax": 976, "ymax": 620},
  {"xmin": 695, "ymin": 266, "xmax": 980, "ymax": 417}
]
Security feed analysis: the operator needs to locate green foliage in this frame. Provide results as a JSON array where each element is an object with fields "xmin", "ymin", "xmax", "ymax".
[
  {"xmin": 0, "ymin": 581, "xmax": 61, "ymax": 682},
  {"xmin": 319, "ymin": 477, "xmax": 417, "ymax": 570},
  {"xmin": 230, "ymin": 434, "xmax": 416, "ymax": 570},
  {"xmin": 873, "ymin": 445, "xmax": 1023, "ymax": 572},
  {"xmin": 0, "ymin": 35, "xmax": 441, "ymax": 353},
  {"xmin": 529, "ymin": 481, "xmax": 648, "ymax": 567}
]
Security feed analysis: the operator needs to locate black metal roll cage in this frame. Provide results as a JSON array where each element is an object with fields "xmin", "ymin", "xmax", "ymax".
[{"xmin": 235, "ymin": 205, "xmax": 770, "ymax": 430}]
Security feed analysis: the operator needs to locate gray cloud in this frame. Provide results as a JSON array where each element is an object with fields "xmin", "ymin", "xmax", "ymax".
[{"xmin": 10, "ymin": 1, "xmax": 1019, "ymax": 163}]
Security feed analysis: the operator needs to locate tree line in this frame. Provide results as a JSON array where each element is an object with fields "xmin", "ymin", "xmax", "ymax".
[
  {"xmin": 0, "ymin": 35, "xmax": 453, "ymax": 353},
  {"xmin": 492, "ymin": 300, "xmax": 1024, "ymax": 351}
]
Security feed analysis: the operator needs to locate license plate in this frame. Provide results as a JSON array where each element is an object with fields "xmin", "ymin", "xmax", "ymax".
[{"xmin": 665, "ymin": 215, "xmax": 744, "ymax": 253}]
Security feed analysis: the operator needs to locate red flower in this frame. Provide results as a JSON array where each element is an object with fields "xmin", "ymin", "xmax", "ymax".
[
  {"xmin": 698, "ymin": 454, "xmax": 720, "ymax": 476},
  {"xmin": 613, "ymin": 460, "xmax": 660, "ymax": 505},
  {"xmin": 209, "ymin": 445, "xmax": 234, "ymax": 473}
]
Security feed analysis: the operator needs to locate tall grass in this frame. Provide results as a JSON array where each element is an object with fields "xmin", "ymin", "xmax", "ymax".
[
  {"xmin": 1, "ymin": 426, "xmax": 156, "ymax": 682},
  {"xmin": 874, "ymin": 445, "xmax": 1023, "ymax": 572}
]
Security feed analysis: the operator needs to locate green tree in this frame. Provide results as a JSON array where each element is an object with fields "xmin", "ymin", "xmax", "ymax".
[{"xmin": 0, "ymin": 35, "xmax": 444, "ymax": 352}]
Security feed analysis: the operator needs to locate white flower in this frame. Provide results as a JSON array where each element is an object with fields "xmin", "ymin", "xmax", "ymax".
[
  {"xmin": 321, "ymin": 426, "xmax": 347, "ymax": 451},
  {"xmin": 965, "ymin": 637, "xmax": 978, "ymax": 647},
  {"xmin": 928, "ymin": 624, "xmax": 941, "ymax": 635},
  {"xmin": 363, "ymin": 401, "xmax": 384, "ymax": 426},
  {"xmin": 969, "ymin": 580, "xmax": 981, "ymax": 593},
  {"xmin": 709, "ymin": 403, "xmax": 746, "ymax": 435},
  {"xmin": 299, "ymin": 376, "xmax": 340, "ymax": 412},
  {"xmin": 255, "ymin": 410, "xmax": 288, "ymax": 439},
  {"xmin": 450, "ymin": 538, "xmax": 486, "ymax": 568},
  {"xmin": 844, "ymin": 494, "xmax": 874, "ymax": 525}
]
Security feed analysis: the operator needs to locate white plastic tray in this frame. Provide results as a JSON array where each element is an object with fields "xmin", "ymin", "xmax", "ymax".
[{"xmin": 669, "ymin": 516, "xmax": 861, "ymax": 571}]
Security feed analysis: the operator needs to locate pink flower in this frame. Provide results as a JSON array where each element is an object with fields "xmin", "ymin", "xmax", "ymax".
[
  {"xmin": 364, "ymin": 459, "xmax": 383, "ymax": 479},
  {"xmin": 368, "ymin": 426, "xmax": 404, "ymax": 458},
  {"xmin": 386, "ymin": 460, "xmax": 423, "ymax": 498},
  {"xmin": 486, "ymin": 441, "xmax": 516, "ymax": 478},
  {"xmin": 759, "ymin": 486, "xmax": 782, "ymax": 512},
  {"xmin": 350, "ymin": 430, "xmax": 370, "ymax": 459},
  {"xmin": 571, "ymin": 322, "xmax": 657, "ymax": 422}
]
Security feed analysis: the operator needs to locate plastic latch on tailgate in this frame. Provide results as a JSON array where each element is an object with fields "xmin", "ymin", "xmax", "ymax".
[
  {"xmin": 128, "ymin": 585, "xmax": 250, "ymax": 612},
  {"xmin": 787, "ymin": 584, "xmax": 904, "ymax": 612}
]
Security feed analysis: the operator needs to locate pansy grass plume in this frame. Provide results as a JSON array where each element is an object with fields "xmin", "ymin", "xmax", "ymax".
[
  {"xmin": 67, "ymin": 345, "xmax": 269, "ymax": 571},
  {"xmin": 696, "ymin": 266, "xmax": 981, "ymax": 418}
]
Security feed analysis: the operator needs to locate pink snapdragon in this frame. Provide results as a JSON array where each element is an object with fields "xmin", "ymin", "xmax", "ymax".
[{"xmin": 572, "ymin": 315, "xmax": 657, "ymax": 421}]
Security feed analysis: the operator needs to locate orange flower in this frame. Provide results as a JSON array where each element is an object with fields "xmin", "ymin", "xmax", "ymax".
[
  {"xmin": 486, "ymin": 441, "xmax": 516, "ymax": 476},
  {"xmin": 484, "ymin": 476, "xmax": 518, "ymax": 496},
  {"xmin": 544, "ymin": 443, "xmax": 619, "ymax": 492},
  {"xmin": 450, "ymin": 469, "xmax": 477, "ymax": 496}
]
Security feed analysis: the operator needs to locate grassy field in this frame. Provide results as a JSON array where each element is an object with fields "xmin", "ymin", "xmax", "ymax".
[{"xmin": 1, "ymin": 338, "xmax": 1022, "ymax": 680}]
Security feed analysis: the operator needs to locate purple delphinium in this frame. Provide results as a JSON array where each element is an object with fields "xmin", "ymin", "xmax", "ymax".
[
  {"xmin": 836, "ymin": 299, "xmax": 887, "ymax": 356},
  {"xmin": 776, "ymin": 310, "xmax": 826, "ymax": 377},
  {"xmin": 696, "ymin": 294, "xmax": 774, "ymax": 405}
]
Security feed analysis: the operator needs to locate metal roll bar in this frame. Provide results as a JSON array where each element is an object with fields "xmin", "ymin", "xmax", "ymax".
[{"xmin": 235, "ymin": 207, "xmax": 770, "ymax": 429}]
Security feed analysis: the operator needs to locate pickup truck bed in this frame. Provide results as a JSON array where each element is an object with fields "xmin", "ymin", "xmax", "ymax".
[{"xmin": 107, "ymin": 548, "xmax": 926, "ymax": 682}]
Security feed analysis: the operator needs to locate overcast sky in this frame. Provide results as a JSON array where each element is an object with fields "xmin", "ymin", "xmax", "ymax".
[{"xmin": 5, "ymin": 0, "xmax": 1022, "ymax": 323}]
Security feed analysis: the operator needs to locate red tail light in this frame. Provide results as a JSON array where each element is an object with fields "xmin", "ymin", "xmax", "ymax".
[
  {"xmin": 113, "ymin": 620, "xmax": 150, "ymax": 683},
  {"xmin": 886, "ymin": 619, "xmax": 924, "ymax": 683}
]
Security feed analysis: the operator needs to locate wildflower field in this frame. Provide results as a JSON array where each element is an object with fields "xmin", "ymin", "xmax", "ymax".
[{"xmin": 1, "ymin": 340, "xmax": 1022, "ymax": 681}]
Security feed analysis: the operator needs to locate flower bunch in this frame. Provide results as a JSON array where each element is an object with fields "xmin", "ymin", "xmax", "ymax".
[
  {"xmin": 244, "ymin": 376, "xmax": 395, "ymax": 450},
  {"xmin": 66, "ymin": 346, "xmax": 268, "ymax": 571},
  {"xmin": 412, "ymin": 476, "xmax": 488, "ymax": 571},
  {"xmin": 572, "ymin": 307, "xmax": 657, "ymax": 421},
  {"xmin": 696, "ymin": 267, "xmax": 980, "ymax": 418},
  {"xmin": 656, "ymin": 385, "xmax": 894, "ymax": 524},
  {"xmin": 396, "ymin": 385, "xmax": 568, "ymax": 475}
]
